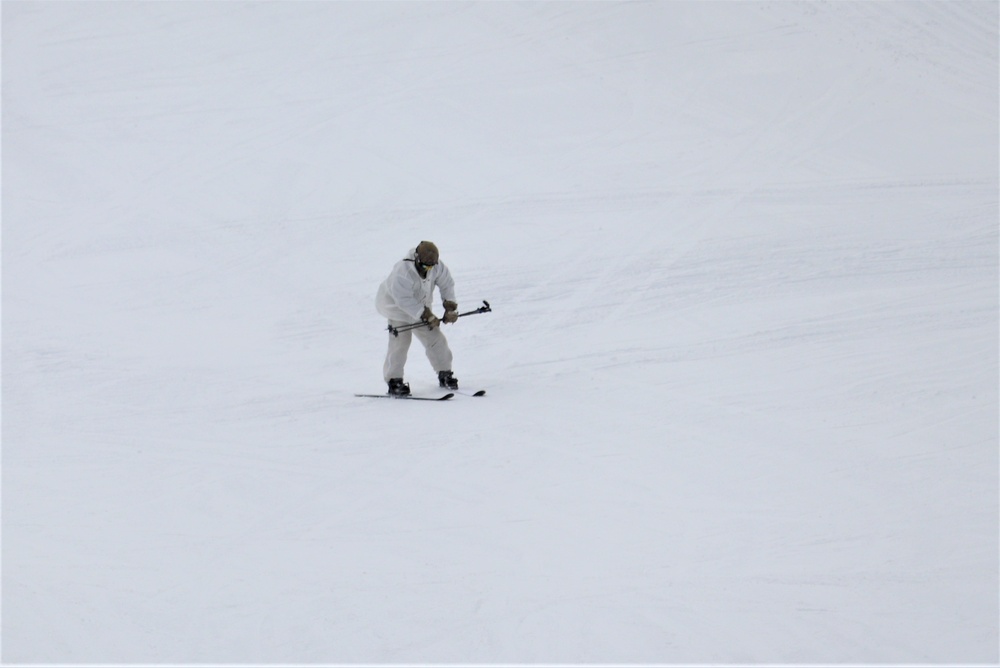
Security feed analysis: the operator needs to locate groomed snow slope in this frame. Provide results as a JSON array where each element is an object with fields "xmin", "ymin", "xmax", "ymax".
[{"xmin": 3, "ymin": 1, "xmax": 998, "ymax": 663}]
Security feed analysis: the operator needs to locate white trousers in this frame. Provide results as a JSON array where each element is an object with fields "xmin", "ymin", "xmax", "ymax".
[{"xmin": 383, "ymin": 320, "xmax": 454, "ymax": 382}]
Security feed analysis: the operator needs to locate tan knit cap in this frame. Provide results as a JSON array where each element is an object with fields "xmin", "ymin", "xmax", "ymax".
[{"xmin": 416, "ymin": 241, "xmax": 439, "ymax": 265}]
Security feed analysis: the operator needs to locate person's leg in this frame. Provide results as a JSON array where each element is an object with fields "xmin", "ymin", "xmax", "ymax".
[
  {"xmin": 413, "ymin": 325, "xmax": 453, "ymax": 375},
  {"xmin": 383, "ymin": 322, "xmax": 414, "ymax": 383}
]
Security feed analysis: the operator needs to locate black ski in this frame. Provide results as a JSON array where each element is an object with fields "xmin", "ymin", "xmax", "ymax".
[{"xmin": 355, "ymin": 393, "xmax": 454, "ymax": 401}]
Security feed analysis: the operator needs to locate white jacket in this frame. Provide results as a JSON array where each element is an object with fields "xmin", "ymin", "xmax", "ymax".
[{"xmin": 376, "ymin": 248, "xmax": 457, "ymax": 322}]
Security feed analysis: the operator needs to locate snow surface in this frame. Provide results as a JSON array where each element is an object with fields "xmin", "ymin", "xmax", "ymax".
[{"xmin": 2, "ymin": 1, "xmax": 998, "ymax": 664}]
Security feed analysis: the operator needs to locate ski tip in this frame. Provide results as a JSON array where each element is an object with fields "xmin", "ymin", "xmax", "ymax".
[
  {"xmin": 439, "ymin": 393, "xmax": 455, "ymax": 400},
  {"xmin": 472, "ymin": 390, "xmax": 486, "ymax": 396}
]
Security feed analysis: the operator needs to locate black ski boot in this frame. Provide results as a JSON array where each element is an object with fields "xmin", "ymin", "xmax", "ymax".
[
  {"xmin": 387, "ymin": 378, "xmax": 411, "ymax": 396},
  {"xmin": 438, "ymin": 370, "xmax": 459, "ymax": 390}
]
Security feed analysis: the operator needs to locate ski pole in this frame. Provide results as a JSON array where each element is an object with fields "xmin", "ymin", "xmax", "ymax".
[{"xmin": 388, "ymin": 300, "xmax": 491, "ymax": 337}]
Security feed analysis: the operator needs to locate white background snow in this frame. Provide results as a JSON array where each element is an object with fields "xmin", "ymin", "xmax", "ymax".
[{"xmin": 3, "ymin": 1, "xmax": 997, "ymax": 664}]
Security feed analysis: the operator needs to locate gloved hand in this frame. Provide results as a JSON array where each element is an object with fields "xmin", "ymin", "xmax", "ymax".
[
  {"xmin": 421, "ymin": 306, "xmax": 440, "ymax": 330},
  {"xmin": 442, "ymin": 300, "xmax": 458, "ymax": 324}
]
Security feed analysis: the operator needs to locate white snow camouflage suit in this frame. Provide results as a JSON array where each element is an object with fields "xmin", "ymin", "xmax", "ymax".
[{"xmin": 376, "ymin": 248, "xmax": 457, "ymax": 382}]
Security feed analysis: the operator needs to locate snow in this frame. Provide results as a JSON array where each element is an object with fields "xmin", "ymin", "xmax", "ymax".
[{"xmin": 2, "ymin": 1, "xmax": 997, "ymax": 663}]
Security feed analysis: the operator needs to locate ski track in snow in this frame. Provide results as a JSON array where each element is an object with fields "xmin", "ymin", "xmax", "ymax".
[{"xmin": 3, "ymin": 1, "xmax": 998, "ymax": 664}]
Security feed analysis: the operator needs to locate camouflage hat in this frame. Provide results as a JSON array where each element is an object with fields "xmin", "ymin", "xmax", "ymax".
[{"xmin": 416, "ymin": 241, "xmax": 439, "ymax": 265}]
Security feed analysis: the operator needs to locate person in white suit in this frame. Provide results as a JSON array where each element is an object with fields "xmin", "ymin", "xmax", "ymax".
[{"xmin": 376, "ymin": 241, "xmax": 460, "ymax": 395}]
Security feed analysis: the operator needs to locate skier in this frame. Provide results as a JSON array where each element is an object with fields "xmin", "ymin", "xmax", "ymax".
[{"xmin": 376, "ymin": 241, "xmax": 460, "ymax": 396}]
